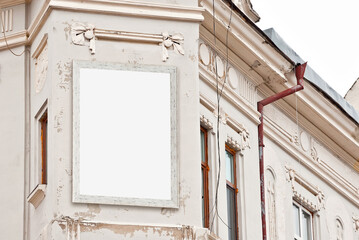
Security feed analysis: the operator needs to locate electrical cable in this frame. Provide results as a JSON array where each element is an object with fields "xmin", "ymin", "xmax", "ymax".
[{"xmin": 209, "ymin": 0, "xmax": 234, "ymax": 232}]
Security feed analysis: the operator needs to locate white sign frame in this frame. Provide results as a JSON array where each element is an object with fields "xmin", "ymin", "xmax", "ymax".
[{"xmin": 72, "ymin": 60, "xmax": 178, "ymax": 208}]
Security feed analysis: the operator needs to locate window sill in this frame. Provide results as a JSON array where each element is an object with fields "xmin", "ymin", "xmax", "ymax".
[{"xmin": 27, "ymin": 184, "xmax": 46, "ymax": 208}]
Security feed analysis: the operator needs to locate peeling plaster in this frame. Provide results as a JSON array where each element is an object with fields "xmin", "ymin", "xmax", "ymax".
[
  {"xmin": 57, "ymin": 61, "xmax": 72, "ymax": 92},
  {"xmin": 74, "ymin": 204, "xmax": 101, "ymax": 219},
  {"xmin": 179, "ymin": 181, "xmax": 191, "ymax": 214}
]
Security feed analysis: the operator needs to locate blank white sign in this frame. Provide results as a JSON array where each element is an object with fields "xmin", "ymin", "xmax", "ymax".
[{"xmin": 73, "ymin": 62, "xmax": 177, "ymax": 207}]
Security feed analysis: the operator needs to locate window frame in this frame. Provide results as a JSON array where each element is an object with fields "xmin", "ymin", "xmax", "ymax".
[
  {"xmin": 39, "ymin": 111, "xmax": 48, "ymax": 185},
  {"xmin": 201, "ymin": 126, "xmax": 210, "ymax": 228},
  {"xmin": 293, "ymin": 201, "xmax": 314, "ymax": 240},
  {"xmin": 225, "ymin": 145, "xmax": 239, "ymax": 240}
]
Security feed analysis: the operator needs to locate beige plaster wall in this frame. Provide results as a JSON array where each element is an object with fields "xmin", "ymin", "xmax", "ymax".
[
  {"xmin": 26, "ymin": 5, "xmax": 203, "ymax": 239},
  {"xmin": 0, "ymin": 46, "xmax": 26, "ymax": 240}
]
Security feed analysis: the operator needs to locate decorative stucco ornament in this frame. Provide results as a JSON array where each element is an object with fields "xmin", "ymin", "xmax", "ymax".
[
  {"xmin": 71, "ymin": 23, "xmax": 96, "ymax": 54},
  {"xmin": 353, "ymin": 216, "xmax": 359, "ymax": 231},
  {"xmin": 161, "ymin": 32, "xmax": 184, "ymax": 62},
  {"xmin": 35, "ymin": 43, "xmax": 48, "ymax": 93}
]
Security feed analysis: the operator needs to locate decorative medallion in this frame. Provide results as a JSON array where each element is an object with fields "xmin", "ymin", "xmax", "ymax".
[
  {"xmin": 215, "ymin": 56, "xmax": 224, "ymax": 78},
  {"xmin": 227, "ymin": 67, "xmax": 238, "ymax": 89},
  {"xmin": 199, "ymin": 43, "xmax": 210, "ymax": 66},
  {"xmin": 300, "ymin": 131, "xmax": 310, "ymax": 152}
]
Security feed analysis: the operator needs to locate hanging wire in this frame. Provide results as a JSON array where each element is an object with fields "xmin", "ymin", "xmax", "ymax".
[
  {"xmin": 0, "ymin": 7, "xmax": 26, "ymax": 57},
  {"xmin": 209, "ymin": 0, "xmax": 234, "ymax": 232}
]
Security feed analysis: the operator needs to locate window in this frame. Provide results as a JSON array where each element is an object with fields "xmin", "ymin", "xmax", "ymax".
[
  {"xmin": 39, "ymin": 111, "xmax": 48, "ymax": 185},
  {"xmin": 293, "ymin": 202, "xmax": 313, "ymax": 240},
  {"xmin": 201, "ymin": 127, "xmax": 210, "ymax": 228},
  {"xmin": 226, "ymin": 145, "xmax": 238, "ymax": 240}
]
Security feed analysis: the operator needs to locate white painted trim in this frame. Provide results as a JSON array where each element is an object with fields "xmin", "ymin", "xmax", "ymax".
[
  {"xmin": 50, "ymin": 0, "xmax": 204, "ymax": 21},
  {"xmin": 32, "ymin": 33, "xmax": 47, "ymax": 58}
]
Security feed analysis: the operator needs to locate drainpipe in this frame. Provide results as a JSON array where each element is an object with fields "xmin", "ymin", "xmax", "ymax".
[{"xmin": 257, "ymin": 62, "xmax": 307, "ymax": 240}]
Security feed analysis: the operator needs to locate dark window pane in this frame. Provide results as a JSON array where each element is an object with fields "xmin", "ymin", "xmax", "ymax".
[
  {"xmin": 302, "ymin": 210, "xmax": 311, "ymax": 240},
  {"xmin": 227, "ymin": 186, "xmax": 236, "ymax": 240},
  {"xmin": 201, "ymin": 168, "xmax": 205, "ymax": 227}
]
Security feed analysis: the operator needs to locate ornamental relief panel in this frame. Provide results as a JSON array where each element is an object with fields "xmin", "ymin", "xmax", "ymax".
[
  {"xmin": 285, "ymin": 165, "xmax": 325, "ymax": 212},
  {"xmin": 198, "ymin": 40, "xmax": 257, "ymax": 107},
  {"xmin": 1, "ymin": 8, "xmax": 13, "ymax": 33},
  {"xmin": 34, "ymin": 40, "xmax": 48, "ymax": 94},
  {"xmin": 265, "ymin": 168, "xmax": 277, "ymax": 240}
]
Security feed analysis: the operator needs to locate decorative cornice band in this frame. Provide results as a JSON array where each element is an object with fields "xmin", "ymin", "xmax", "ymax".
[
  {"xmin": 25, "ymin": 0, "xmax": 203, "ymax": 44},
  {"xmin": 0, "ymin": 30, "xmax": 27, "ymax": 50},
  {"xmin": 199, "ymin": 65, "xmax": 260, "ymax": 125},
  {"xmin": 50, "ymin": 0, "xmax": 204, "ymax": 22},
  {"xmin": 0, "ymin": 0, "xmax": 31, "ymax": 8},
  {"xmin": 264, "ymin": 116, "xmax": 359, "ymax": 208}
]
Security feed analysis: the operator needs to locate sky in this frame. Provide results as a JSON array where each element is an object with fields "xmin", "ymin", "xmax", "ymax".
[{"xmin": 251, "ymin": 0, "xmax": 359, "ymax": 97}]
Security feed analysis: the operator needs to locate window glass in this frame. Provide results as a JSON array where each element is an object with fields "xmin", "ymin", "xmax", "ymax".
[
  {"xmin": 227, "ymin": 185, "xmax": 236, "ymax": 240},
  {"xmin": 201, "ymin": 168, "xmax": 205, "ymax": 226},
  {"xmin": 201, "ymin": 130, "xmax": 205, "ymax": 163},
  {"xmin": 293, "ymin": 204, "xmax": 301, "ymax": 237},
  {"xmin": 302, "ymin": 210, "xmax": 311, "ymax": 240},
  {"xmin": 226, "ymin": 150, "xmax": 234, "ymax": 183},
  {"xmin": 200, "ymin": 127, "xmax": 209, "ymax": 228},
  {"xmin": 293, "ymin": 203, "xmax": 313, "ymax": 240}
]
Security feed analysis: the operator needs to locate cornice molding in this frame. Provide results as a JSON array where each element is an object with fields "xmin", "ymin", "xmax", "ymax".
[
  {"xmin": 50, "ymin": 0, "xmax": 204, "ymax": 21},
  {"xmin": 0, "ymin": 30, "xmax": 27, "ymax": 50},
  {"xmin": 199, "ymin": 65, "xmax": 260, "ymax": 125},
  {"xmin": 264, "ymin": 115, "xmax": 359, "ymax": 208},
  {"xmin": 258, "ymin": 82, "xmax": 359, "ymax": 169},
  {"xmin": 0, "ymin": 0, "xmax": 31, "ymax": 8},
  {"xmin": 201, "ymin": 0, "xmax": 359, "ymax": 164},
  {"xmin": 200, "ymin": 0, "xmax": 293, "ymax": 86},
  {"xmin": 26, "ymin": 0, "xmax": 203, "ymax": 44}
]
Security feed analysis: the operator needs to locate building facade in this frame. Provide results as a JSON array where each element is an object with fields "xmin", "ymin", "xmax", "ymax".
[{"xmin": 1, "ymin": 0, "xmax": 359, "ymax": 239}]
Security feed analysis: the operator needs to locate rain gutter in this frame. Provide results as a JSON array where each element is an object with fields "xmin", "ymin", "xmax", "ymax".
[{"xmin": 257, "ymin": 63, "xmax": 307, "ymax": 240}]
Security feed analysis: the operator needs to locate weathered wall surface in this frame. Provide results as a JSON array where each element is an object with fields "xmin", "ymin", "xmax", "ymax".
[
  {"xmin": 0, "ymin": 46, "xmax": 25, "ymax": 240},
  {"xmin": 25, "ymin": 0, "xmax": 204, "ymax": 238}
]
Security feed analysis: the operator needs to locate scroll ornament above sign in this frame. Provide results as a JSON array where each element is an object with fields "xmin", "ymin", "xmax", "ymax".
[
  {"xmin": 71, "ymin": 23, "xmax": 96, "ymax": 54},
  {"xmin": 70, "ymin": 22, "xmax": 185, "ymax": 62},
  {"xmin": 161, "ymin": 32, "xmax": 184, "ymax": 62}
]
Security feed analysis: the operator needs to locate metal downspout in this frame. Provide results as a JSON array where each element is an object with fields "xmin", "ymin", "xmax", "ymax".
[{"xmin": 257, "ymin": 62, "xmax": 307, "ymax": 240}]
